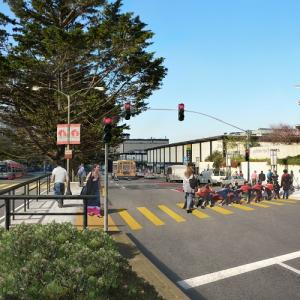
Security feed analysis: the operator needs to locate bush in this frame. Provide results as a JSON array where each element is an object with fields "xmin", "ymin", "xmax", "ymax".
[{"xmin": 0, "ymin": 223, "xmax": 164, "ymax": 300}]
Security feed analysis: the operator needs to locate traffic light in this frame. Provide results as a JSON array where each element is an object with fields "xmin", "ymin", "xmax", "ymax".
[
  {"xmin": 103, "ymin": 117, "xmax": 112, "ymax": 143},
  {"xmin": 124, "ymin": 102, "xmax": 131, "ymax": 120},
  {"xmin": 178, "ymin": 103, "xmax": 184, "ymax": 121},
  {"xmin": 245, "ymin": 149, "xmax": 250, "ymax": 161}
]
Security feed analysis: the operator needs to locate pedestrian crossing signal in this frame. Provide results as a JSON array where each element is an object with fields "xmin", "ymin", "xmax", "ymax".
[
  {"xmin": 178, "ymin": 103, "xmax": 184, "ymax": 121},
  {"xmin": 245, "ymin": 149, "xmax": 250, "ymax": 161}
]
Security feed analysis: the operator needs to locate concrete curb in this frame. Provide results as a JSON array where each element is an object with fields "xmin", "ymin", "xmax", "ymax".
[{"xmin": 113, "ymin": 232, "xmax": 189, "ymax": 300}]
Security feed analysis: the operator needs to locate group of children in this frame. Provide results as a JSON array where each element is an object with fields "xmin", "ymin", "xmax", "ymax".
[{"xmin": 194, "ymin": 180, "xmax": 281, "ymax": 209}]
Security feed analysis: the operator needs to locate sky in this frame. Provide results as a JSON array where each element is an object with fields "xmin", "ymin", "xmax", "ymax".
[{"xmin": 2, "ymin": 0, "xmax": 300, "ymax": 143}]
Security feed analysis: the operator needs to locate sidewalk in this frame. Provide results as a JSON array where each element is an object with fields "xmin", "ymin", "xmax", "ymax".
[{"xmin": 1, "ymin": 182, "xmax": 188, "ymax": 300}]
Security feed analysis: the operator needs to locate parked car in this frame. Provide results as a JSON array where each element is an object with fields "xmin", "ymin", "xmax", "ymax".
[{"xmin": 221, "ymin": 176, "xmax": 245, "ymax": 186}]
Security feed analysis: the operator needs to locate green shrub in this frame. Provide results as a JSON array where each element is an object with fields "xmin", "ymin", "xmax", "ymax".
[{"xmin": 0, "ymin": 223, "xmax": 163, "ymax": 300}]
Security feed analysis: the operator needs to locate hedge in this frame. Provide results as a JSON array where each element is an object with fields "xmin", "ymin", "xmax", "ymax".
[{"xmin": 0, "ymin": 223, "xmax": 164, "ymax": 300}]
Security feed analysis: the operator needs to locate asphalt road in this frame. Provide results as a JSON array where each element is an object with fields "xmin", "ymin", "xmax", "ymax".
[{"xmin": 108, "ymin": 177, "xmax": 300, "ymax": 300}]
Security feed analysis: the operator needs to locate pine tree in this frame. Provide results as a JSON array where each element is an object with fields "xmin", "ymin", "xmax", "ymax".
[{"xmin": 0, "ymin": 0, "xmax": 167, "ymax": 163}]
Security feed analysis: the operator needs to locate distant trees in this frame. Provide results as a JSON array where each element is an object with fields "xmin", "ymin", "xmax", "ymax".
[
  {"xmin": 260, "ymin": 124, "xmax": 300, "ymax": 144},
  {"xmin": 205, "ymin": 151, "xmax": 224, "ymax": 170},
  {"xmin": 0, "ymin": 0, "xmax": 167, "ymax": 162}
]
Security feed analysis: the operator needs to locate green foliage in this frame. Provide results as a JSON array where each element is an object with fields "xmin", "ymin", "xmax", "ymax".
[
  {"xmin": 278, "ymin": 155, "xmax": 300, "ymax": 165},
  {"xmin": 0, "ymin": 223, "xmax": 163, "ymax": 300},
  {"xmin": 0, "ymin": 0, "xmax": 167, "ymax": 163},
  {"xmin": 205, "ymin": 150, "xmax": 224, "ymax": 170}
]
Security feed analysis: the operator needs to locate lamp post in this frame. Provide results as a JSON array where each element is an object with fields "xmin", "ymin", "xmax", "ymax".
[{"xmin": 33, "ymin": 85, "xmax": 104, "ymax": 195}]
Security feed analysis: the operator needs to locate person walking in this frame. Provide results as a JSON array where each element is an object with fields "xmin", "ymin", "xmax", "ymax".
[
  {"xmin": 85, "ymin": 164, "xmax": 102, "ymax": 217},
  {"xmin": 77, "ymin": 163, "xmax": 86, "ymax": 187},
  {"xmin": 182, "ymin": 167, "xmax": 196, "ymax": 213},
  {"xmin": 51, "ymin": 162, "xmax": 68, "ymax": 208},
  {"xmin": 258, "ymin": 171, "xmax": 266, "ymax": 183},
  {"xmin": 281, "ymin": 169, "xmax": 292, "ymax": 200},
  {"xmin": 251, "ymin": 170, "xmax": 258, "ymax": 185},
  {"xmin": 267, "ymin": 169, "xmax": 273, "ymax": 182}
]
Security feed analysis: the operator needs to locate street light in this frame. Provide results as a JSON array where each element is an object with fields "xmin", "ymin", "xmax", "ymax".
[{"xmin": 32, "ymin": 85, "xmax": 104, "ymax": 195}]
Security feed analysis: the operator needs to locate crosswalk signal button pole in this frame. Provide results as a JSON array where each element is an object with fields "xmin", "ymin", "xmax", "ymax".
[
  {"xmin": 245, "ymin": 149, "xmax": 250, "ymax": 161},
  {"xmin": 124, "ymin": 102, "xmax": 131, "ymax": 120},
  {"xmin": 178, "ymin": 103, "xmax": 184, "ymax": 121},
  {"xmin": 103, "ymin": 117, "xmax": 112, "ymax": 143}
]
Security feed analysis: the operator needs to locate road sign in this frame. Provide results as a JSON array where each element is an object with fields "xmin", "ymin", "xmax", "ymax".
[
  {"xmin": 64, "ymin": 149, "xmax": 72, "ymax": 159},
  {"xmin": 69, "ymin": 124, "xmax": 81, "ymax": 144},
  {"xmin": 57, "ymin": 124, "xmax": 69, "ymax": 145},
  {"xmin": 57, "ymin": 124, "xmax": 81, "ymax": 145}
]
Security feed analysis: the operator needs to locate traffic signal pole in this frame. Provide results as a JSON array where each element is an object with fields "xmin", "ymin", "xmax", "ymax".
[
  {"xmin": 104, "ymin": 142, "xmax": 109, "ymax": 232},
  {"xmin": 247, "ymin": 130, "xmax": 251, "ymax": 182}
]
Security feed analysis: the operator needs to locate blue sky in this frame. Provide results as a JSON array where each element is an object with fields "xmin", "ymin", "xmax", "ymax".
[{"xmin": 2, "ymin": 1, "xmax": 300, "ymax": 143}]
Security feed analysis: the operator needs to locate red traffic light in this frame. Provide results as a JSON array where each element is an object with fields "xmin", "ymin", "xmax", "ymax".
[
  {"xmin": 103, "ymin": 117, "xmax": 112, "ymax": 125},
  {"xmin": 178, "ymin": 103, "xmax": 184, "ymax": 110}
]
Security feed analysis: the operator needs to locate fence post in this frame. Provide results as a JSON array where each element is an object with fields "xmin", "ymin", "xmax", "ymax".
[
  {"xmin": 5, "ymin": 197, "xmax": 10, "ymax": 230},
  {"xmin": 83, "ymin": 198, "xmax": 88, "ymax": 229},
  {"xmin": 23, "ymin": 185, "xmax": 26, "ymax": 212},
  {"xmin": 12, "ymin": 190, "xmax": 15, "ymax": 220},
  {"xmin": 38, "ymin": 179, "xmax": 41, "ymax": 195},
  {"xmin": 27, "ymin": 185, "xmax": 29, "ymax": 209}
]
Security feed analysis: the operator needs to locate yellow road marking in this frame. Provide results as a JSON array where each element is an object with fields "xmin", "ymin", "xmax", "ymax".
[
  {"xmin": 137, "ymin": 207, "xmax": 164, "ymax": 226},
  {"xmin": 277, "ymin": 199, "xmax": 297, "ymax": 204},
  {"xmin": 119, "ymin": 211, "xmax": 142, "ymax": 230},
  {"xmin": 208, "ymin": 206, "xmax": 234, "ymax": 215},
  {"xmin": 75, "ymin": 214, "xmax": 119, "ymax": 232},
  {"xmin": 158, "ymin": 205, "xmax": 186, "ymax": 222},
  {"xmin": 0, "ymin": 183, "xmax": 15, "ymax": 189},
  {"xmin": 250, "ymin": 202, "xmax": 270, "ymax": 208},
  {"xmin": 262, "ymin": 200, "xmax": 284, "ymax": 206},
  {"xmin": 176, "ymin": 203, "xmax": 210, "ymax": 219},
  {"xmin": 232, "ymin": 204, "xmax": 254, "ymax": 211}
]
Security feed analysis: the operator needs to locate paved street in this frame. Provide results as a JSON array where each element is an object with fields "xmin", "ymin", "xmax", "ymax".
[{"xmin": 107, "ymin": 178, "xmax": 300, "ymax": 300}]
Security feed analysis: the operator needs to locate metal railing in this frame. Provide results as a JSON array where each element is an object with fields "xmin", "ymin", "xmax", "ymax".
[
  {"xmin": 0, "ymin": 194, "xmax": 94, "ymax": 230},
  {"xmin": 0, "ymin": 174, "xmax": 93, "ymax": 230}
]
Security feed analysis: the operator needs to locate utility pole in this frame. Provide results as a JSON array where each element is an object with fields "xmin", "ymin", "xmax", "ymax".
[
  {"xmin": 247, "ymin": 130, "xmax": 251, "ymax": 182},
  {"xmin": 104, "ymin": 143, "xmax": 108, "ymax": 232}
]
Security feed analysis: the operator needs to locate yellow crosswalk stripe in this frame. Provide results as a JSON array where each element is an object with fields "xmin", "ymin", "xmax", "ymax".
[
  {"xmin": 232, "ymin": 204, "xmax": 254, "ymax": 211},
  {"xmin": 75, "ymin": 214, "xmax": 119, "ymax": 232},
  {"xmin": 176, "ymin": 203, "xmax": 210, "ymax": 219},
  {"xmin": 158, "ymin": 205, "xmax": 186, "ymax": 222},
  {"xmin": 277, "ymin": 199, "xmax": 297, "ymax": 204},
  {"xmin": 250, "ymin": 202, "xmax": 270, "ymax": 208},
  {"xmin": 262, "ymin": 200, "xmax": 284, "ymax": 206},
  {"xmin": 119, "ymin": 211, "xmax": 142, "ymax": 230},
  {"xmin": 0, "ymin": 183, "xmax": 15, "ymax": 189},
  {"xmin": 137, "ymin": 207, "xmax": 165, "ymax": 226},
  {"xmin": 208, "ymin": 206, "xmax": 234, "ymax": 215}
]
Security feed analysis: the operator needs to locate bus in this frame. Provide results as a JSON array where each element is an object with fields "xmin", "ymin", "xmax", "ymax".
[
  {"xmin": 0, "ymin": 160, "xmax": 26, "ymax": 179},
  {"xmin": 112, "ymin": 160, "xmax": 137, "ymax": 180}
]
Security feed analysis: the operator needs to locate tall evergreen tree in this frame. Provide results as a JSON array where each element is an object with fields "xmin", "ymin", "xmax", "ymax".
[{"xmin": 0, "ymin": 0, "xmax": 167, "ymax": 163}]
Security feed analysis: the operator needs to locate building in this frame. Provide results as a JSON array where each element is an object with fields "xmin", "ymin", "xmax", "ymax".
[{"xmin": 114, "ymin": 134, "xmax": 169, "ymax": 170}]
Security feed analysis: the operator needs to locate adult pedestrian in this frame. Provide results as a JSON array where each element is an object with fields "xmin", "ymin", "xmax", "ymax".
[
  {"xmin": 51, "ymin": 162, "xmax": 68, "ymax": 208},
  {"xmin": 281, "ymin": 169, "xmax": 292, "ymax": 199},
  {"xmin": 85, "ymin": 164, "xmax": 102, "ymax": 217},
  {"xmin": 182, "ymin": 167, "xmax": 196, "ymax": 213},
  {"xmin": 77, "ymin": 163, "xmax": 86, "ymax": 187},
  {"xmin": 272, "ymin": 170, "xmax": 279, "ymax": 183},
  {"xmin": 239, "ymin": 170, "xmax": 244, "ymax": 178},
  {"xmin": 251, "ymin": 170, "xmax": 258, "ymax": 185},
  {"xmin": 258, "ymin": 171, "xmax": 266, "ymax": 183},
  {"xmin": 266, "ymin": 169, "xmax": 273, "ymax": 182}
]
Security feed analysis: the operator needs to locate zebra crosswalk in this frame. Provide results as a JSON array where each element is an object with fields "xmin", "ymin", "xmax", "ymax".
[{"xmin": 75, "ymin": 199, "xmax": 298, "ymax": 232}]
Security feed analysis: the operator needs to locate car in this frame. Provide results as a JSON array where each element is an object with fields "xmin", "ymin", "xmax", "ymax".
[
  {"xmin": 221, "ymin": 176, "xmax": 245, "ymax": 186},
  {"xmin": 197, "ymin": 169, "xmax": 225, "ymax": 185},
  {"xmin": 144, "ymin": 172, "xmax": 156, "ymax": 179}
]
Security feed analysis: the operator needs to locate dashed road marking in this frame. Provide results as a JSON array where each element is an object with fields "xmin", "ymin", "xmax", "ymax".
[
  {"xmin": 159, "ymin": 205, "xmax": 186, "ymax": 222},
  {"xmin": 137, "ymin": 207, "xmax": 165, "ymax": 226},
  {"xmin": 119, "ymin": 211, "xmax": 142, "ymax": 230}
]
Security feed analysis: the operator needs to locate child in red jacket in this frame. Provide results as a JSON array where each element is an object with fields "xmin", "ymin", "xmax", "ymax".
[
  {"xmin": 252, "ymin": 182, "xmax": 263, "ymax": 202},
  {"xmin": 265, "ymin": 181, "xmax": 274, "ymax": 200}
]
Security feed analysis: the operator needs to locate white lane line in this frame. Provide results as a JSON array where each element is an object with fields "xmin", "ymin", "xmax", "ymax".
[
  {"xmin": 0, "ymin": 188, "xmax": 48, "ymax": 223},
  {"xmin": 277, "ymin": 262, "xmax": 300, "ymax": 275},
  {"xmin": 178, "ymin": 250, "xmax": 300, "ymax": 289}
]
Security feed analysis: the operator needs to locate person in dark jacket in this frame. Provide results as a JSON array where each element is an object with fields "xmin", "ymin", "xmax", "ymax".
[
  {"xmin": 258, "ymin": 171, "xmax": 266, "ymax": 183},
  {"xmin": 281, "ymin": 169, "xmax": 292, "ymax": 199}
]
